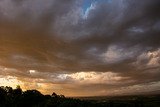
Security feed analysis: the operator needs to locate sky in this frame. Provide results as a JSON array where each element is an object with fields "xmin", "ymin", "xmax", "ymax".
[{"xmin": 0, "ymin": 0, "xmax": 160, "ymax": 97}]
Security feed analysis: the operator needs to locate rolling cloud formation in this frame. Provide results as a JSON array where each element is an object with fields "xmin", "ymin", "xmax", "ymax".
[{"xmin": 0, "ymin": 0, "xmax": 160, "ymax": 96}]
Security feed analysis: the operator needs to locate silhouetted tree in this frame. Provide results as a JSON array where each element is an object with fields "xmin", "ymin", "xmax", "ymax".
[
  {"xmin": 0, "ymin": 87, "xmax": 7, "ymax": 106},
  {"xmin": 13, "ymin": 85, "xmax": 22, "ymax": 96},
  {"xmin": 52, "ymin": 92, "xmax": 58, "ymax": 98},
  {"xmin": 18, "ymin": 90, "xmax": 45, "ymax": 107}
]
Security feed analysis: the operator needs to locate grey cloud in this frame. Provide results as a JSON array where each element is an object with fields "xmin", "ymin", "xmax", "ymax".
[{"xmin": 0, "ymin": 0, "xmax": 160, "ymax": 95}]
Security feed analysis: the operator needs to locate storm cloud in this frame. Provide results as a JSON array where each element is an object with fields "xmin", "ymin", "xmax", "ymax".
[{"xmin": 0, "ymin": 0, "xmax": 160, "ymax": 96}]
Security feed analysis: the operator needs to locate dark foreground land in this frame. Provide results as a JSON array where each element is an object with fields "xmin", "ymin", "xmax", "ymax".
[{"xmin": 0, "ymin": 86, "xmax": 160, "ymax": 107}]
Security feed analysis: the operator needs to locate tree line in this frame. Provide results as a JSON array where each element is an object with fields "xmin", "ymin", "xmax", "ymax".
[
  {"xmin": 0, "ymin": 86, "xmax": 160, "ymax": 107},
  {"xmin": 0, "ymin": 86, "xmax": 96, "ymax": 107}
]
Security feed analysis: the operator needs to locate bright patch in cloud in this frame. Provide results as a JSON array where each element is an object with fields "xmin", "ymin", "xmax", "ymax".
[
  {"xmin": 134, "ymin": 48, "xmax": 160, "ymax": 69},
  {"xmin": 0, "ymin": 76, "xmax": 22, "ymax": 89},
  {"xmin": 102, "ymin": 45, "xmax": 135, "ymax": 63},
  {"xmin": 29, "ymin": 70, "xmax": 36, "ymax": 74},
  {"xmin": 57, "ymin": 71, "xmax": 128, "ymax": 84}
]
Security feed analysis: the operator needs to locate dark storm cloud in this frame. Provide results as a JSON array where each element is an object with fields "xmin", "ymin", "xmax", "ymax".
[{"xmin": 0, "ymin": 0, "xmax": 160, "ymax": 95}]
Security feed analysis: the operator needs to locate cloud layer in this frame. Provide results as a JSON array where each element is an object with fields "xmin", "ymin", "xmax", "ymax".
[{"xmin": 0, "ymin": 0, "xmax": 160, "ymax": 96}]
